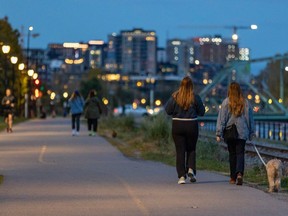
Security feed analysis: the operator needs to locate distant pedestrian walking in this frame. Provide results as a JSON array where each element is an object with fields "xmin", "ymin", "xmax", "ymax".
[
  {"xmin": 1, "ymin": 88, "xmax": 15, "ymax": 133},
  {"xmin": 84, "ymin": 90, "xmax": 102, "ymax": 136},
  {"xmin": 216, "ymin": 82, "xmax": 255, "ymax": 185},
  {"xmin": 68, "ymin": 90, "xmax": 84, "ymax": 136},
  {"xmin": 165, "ymin": 76, "xmax": 205, "ymax": 184}
]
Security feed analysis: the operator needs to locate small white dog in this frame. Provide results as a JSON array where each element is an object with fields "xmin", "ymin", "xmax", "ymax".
[{"xmin": 266, "ymin": 159, "xmax": 282, "ymax": 193}]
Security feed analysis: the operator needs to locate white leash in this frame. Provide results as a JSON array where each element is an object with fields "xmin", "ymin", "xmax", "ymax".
[{"xmin": 251, "ymin": 142, "xmax": 267, "ymax": 167}]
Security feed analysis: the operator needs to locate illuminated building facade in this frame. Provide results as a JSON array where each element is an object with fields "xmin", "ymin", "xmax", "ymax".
[
  {"xmin": 87, "ymin": 40, "xmax": 108, "ymax": 69},
  {"xmin": 107, "ymin": 28, "xmax": 157, "ymax": 75},
  {"xmin": 166, "ymin": 39, "xmax": 193, "ymax": 76},
  {"xmin": 192, "ymin": 36, "xmax": 240, "ymax": 65},
  {"xmin": 166, "ymin": 36, "xmax": 245, "ymax": 75}
]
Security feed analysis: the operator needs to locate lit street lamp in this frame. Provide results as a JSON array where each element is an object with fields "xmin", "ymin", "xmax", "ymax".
[
  {"xmin": 10, "ymin": 56, "xmax": 18, "ymax": 91},
  {"xmin": 1, "ymin": 44, "xmax": 11, "ymax": 89},
  {"xmin": 25, "ymin": 69, "xmax": 34, "ymax": 118}
]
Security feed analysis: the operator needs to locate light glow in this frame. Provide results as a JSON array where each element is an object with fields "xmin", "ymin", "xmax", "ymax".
[
  {"xmin": 251, "ymin": 24, "xmax": 258, "ymax": 30},
  {"xmin": 232, "ymin": 34, "xmax": 238, "ymax": 41},
  {"xmin": 2, "ymin": 45, "xmax": 10, "ymax": 54},
  {"xmin": 88, "ymin": 40, "xmax": 104, "ymax": 45},
  {"xmin": 10, "ymin": 56, "xmax": 18, "ymax": 64},
  {"xmin": 27, "ymin": 69, "xmax": 34, "ymax": 77},
  {"xmin": 18, "ymin": 63, "xmax": 25, "ymax": 70}
]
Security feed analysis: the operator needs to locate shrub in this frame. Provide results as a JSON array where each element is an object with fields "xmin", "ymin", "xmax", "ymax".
[{"xmin": 141, "ymin": 113, "xmax": 173, "ymax": 151}]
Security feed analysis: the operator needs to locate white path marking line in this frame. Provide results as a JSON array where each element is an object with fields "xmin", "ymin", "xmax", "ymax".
[{"xmin": 118, "ymin": 177, "xmax": 150, "ymax": 216}]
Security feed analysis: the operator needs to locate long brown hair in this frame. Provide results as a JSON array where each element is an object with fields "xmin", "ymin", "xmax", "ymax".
[
  {"xmin": 228, "ymin": 82, "xmax": 245, "ymax": 116},
  {"xmin": 172, "ymin": 76, "xmax": 195, "ymax": 110}
]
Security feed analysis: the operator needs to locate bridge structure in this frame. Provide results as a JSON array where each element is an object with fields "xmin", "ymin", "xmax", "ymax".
[{"xmin": 198, "ymin": 54, "xmax": 288, "ymax": 116}]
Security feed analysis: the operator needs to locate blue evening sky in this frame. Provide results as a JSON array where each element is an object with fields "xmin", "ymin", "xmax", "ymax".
[{"xmin": 1, "ymin": 0, "xmax": 287, "ymax": 61}]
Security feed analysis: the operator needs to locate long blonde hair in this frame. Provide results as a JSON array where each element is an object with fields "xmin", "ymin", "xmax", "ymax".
[
  {"xmin": 228, "ymin": 82, "xmax": 245, "ymax": 117},
  {"xmin": 172, "ymin": 76, "xmax": 195, "ymax": 110}
]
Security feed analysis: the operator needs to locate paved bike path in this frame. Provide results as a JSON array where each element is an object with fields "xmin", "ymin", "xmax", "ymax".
[{"xmin": 0, "ymin": 118, "xmax": 287, "ymax": 216}]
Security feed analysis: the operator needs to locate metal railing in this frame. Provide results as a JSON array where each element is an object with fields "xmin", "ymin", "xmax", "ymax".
[{"xmin": 199, "ymin": 120, "xmax": 288, "ymax": 142}]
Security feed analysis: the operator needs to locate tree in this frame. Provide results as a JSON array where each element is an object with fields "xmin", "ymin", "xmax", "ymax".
[
  {"xmin": 0, "ymin": 17, "xmax": 25, "ymax": 115},
  {"xmin": 79, "ymin": 68, "xmax": 103, "ymax": 98}
]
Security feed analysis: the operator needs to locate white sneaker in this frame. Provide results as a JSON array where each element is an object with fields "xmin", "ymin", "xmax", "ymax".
[
  {"xmin": 178, "ymin": 176, "xmax": 186, "ymax": 184},
  {"xmin": 75, "ymin": 131, "xmax": 80, "ymax": 136},
  {"xmin": 72, "ymin": 129, "xmax": 76, "ymax": 136},
  {"xmin": 188, "ymin": 168, "xmax": 196, "ymax": 183}
]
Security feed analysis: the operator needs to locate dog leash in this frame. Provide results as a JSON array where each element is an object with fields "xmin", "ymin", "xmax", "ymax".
[{"xmin": 250, "ymin": 142, "xmax": 267, "ymax": 167}]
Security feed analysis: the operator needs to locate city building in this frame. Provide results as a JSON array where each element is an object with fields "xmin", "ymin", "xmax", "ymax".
[
  {"xmin": 166, "ymin": 39, "xmax": 192, "ymax": 76},
  {"xmin": 192, "ymin": 35, "xmax": 240, "ymax": 65},
  {"xmin": 87, "ymin": 40, "xmax": 108, "ymax": 70},
  {"xmin": 106, "ymin": 28, "xmax": 157, "ymax": 75},
  {"xmin": 105, "ymin": 33, "xmax": 122, "ymax": 73}
]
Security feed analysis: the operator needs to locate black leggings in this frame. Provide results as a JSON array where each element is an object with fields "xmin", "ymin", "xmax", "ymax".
[
  {"xmin": 172, "ymin": 120, "xmax": 199, "ymax": 178},
  {"xmin": 87, "ymin": 118, "xmax": 98, "ymax": 132},
  {"xmin": 71, "ymin": 113, "xmax": 81, "ymax": 131}
]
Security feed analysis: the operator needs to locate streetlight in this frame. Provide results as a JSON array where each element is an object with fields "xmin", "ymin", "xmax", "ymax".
[
  {"xmin": 146, "ymin": 75, "xmax": 155, "ymax": 109},
  {"xmin": 2, "ymin": 45, "xmax": 11, "ymax": 54},
  {"xmin": 1, "ymin": 45, "xmax": 11, "ymax": 89},
  {"xmin": 17, "ymin": 62, "xmax": 25, "ymax": 115},
  {"xmin": 25, "ymin": 69, "xmax": 34, "ymax": 118},
  {"xmin": 10, "ymin": 56, "xmax": 18, "ymax": 91},
  {"xmin": 26, "ymin": 26, "xmax": 33, "ymax": 69},
  {"xmin": 18, "ymin": 63, "xmax": 25, "ymax": 71}
]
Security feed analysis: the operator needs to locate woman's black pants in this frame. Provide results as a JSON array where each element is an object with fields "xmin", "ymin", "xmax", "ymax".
[
  {"xmin": 71, "ymin": 113, "xmax": 81, "ymax": 131},
  {"xmin": 87, "ymin": 118, "xmax": 98, "ymax": 132},
  {"xmin": 226, "ymin": 139, "xmax": 246, "ymax": 179},
  {"xmin": 172, "ymin": 120, "xmax": 199, "ymax": 178}
]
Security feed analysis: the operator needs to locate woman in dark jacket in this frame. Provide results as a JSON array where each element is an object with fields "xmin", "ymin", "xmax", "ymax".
[
  {"xmin": 84, "ymin": 90, "xmax": 102, "ymax": 136},
  {"xmin": 216, "ymin": 82, "xmax": 255, "ymax": 185},
  {"xmin": 165, "ymin": 76, "xmax": 205, "ymax": 184}
]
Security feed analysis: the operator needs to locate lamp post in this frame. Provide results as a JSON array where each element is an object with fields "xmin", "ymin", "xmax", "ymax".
[
  {"xmin": 26, "ymin": 26, "xmax": 33, "ymax": 69},
  {"xmin": 10, "ymin": 56, "xmax": 18, "ymax": 92},
  {"xmin": 25, "ymin": 26, "xmax": 40, "ymax": 118},
  {"xmin": 2, "ymin": 45, "xmax": 11, "ymax": 90},
  {"xmin": 26, "ymin": 69, "xmax": 34, "ymax": 118},
  {"xmin": 146, "ymin": 75, "xmax": 155, "ymax": 109},
  {"xmin": 18, "ymin": 63, "xmax": 25, "ymax": 116}
]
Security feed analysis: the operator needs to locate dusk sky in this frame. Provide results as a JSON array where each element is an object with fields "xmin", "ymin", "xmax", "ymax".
[{"xmin": 1, "ymin": 0, "xmax": 288, "ymax": 63}]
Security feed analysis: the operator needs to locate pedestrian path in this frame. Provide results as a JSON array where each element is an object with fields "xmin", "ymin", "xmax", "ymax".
[{"xmin": 0, "ymin": 117, "xmax": 287, "ymax": 216}]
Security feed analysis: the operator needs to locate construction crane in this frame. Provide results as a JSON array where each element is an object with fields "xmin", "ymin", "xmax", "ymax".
[{"xmin": 178, "ymin": 24, "xmax": 258, "ymax": 42}]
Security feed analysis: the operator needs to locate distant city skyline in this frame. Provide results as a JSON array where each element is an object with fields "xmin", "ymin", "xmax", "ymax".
[{"xmin": 1, "ymin": 0, "xmax": 287, "ymax": 62}]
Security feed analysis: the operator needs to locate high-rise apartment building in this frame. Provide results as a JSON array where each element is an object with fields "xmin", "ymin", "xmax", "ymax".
[
  {"xmin": 106, "ymin": 28, "xmax": 157, "ymax": 75},
  {"xmin": 166, "ymin": 36, "xmax": 242, "ymax": 75},
  {"xmin": 166, "ymin": 39, "xmax": 193, "ymax": 76},
  {"xmin": 105, "ymin": 33, "xmax": 122, "ymax": 73},
  {"xmin": 87, "ymin": 40, "xmax": 107, "ymax": 69},
  {"xmin": 192, "ymin": 36, "xmax": 239, "ymax": 65}
]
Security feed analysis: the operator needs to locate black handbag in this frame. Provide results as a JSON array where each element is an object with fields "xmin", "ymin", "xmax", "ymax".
[{"xmin": 223, "ymin": 124, "xmax": 238, "ymax": 142}]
